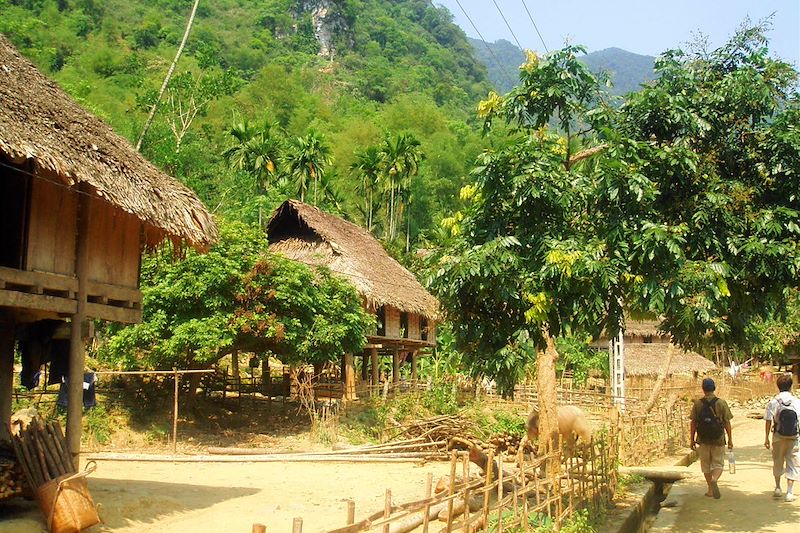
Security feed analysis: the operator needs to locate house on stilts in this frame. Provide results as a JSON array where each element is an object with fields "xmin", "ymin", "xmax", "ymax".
[
  {"xmin": 267, "ymin": 199, "xmax": 439, "ymax": 398},
  {"xmin": 0, "ymin": 34, "xmax": 217, "ymax": 466}
]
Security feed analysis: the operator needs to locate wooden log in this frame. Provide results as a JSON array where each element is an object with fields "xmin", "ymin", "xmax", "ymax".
[
  {"xmin": 84, "ymin": 453, "xmax": 439, "ymax": 463},
  {"xmin": 48, "ymin": 420, "xmax": 75, "ymax": 474},
  {"xmin": 293, "ymin": 517, "xmax": 303, "ymax": 533},
  {"xmin": 252, "ymin": 525, "xmax": 266, "ymax": 533},
  {"xmin": 618, "ymin": 466, "xmax": 695, "ymax": 481},
  {"xmin": 386, "ymin": 501, "xmax": 449, "ymax": 533}
]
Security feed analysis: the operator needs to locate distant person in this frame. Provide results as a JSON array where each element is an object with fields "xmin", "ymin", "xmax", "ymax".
[
  {"xmin": 690, "ymin": 377, "xmax": 734, "ymax": 499},
  {"xmin": 764, "ymin": 373, "xmax": 800, "ymax": 502}
]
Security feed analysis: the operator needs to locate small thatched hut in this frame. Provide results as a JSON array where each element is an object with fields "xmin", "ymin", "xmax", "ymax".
[
  {"xmin": 0, "ymin": 34, "xmax": 217, "ymax": 463},
  {"xmin": 623, "ymin": 343, "xmax": 717, "ymax": 378},
  {"xmin": 267, "ymin": 200, "xmax": 438, "ymax": 395}
]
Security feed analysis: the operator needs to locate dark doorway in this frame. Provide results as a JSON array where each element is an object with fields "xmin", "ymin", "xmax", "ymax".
[
  {"xmin": 376, "ymin": 306, "xmax": 386, "ymax": 336},
  {"xmin": 0, "ymin": 160, "xmax": 31, "ymax": 269}
]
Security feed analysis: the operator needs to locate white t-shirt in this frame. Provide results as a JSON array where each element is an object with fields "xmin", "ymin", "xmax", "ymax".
[{"xmin": 765, "ymin": 391, "xmax": 800, "ymax": 434}]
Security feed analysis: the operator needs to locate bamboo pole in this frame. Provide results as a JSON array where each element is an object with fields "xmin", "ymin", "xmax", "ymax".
[
  {"xmin": 252, "ymin": 524, "xmax": 266, "ymax": 533},
  {"xmin": 347, "ymin": 500, "xmax": 355, "ymax": 525},
  {"xmin": 445, "ymin": 451, "xmax": 456, "ymax": 532},
  {"xmin": 173, "ymin": 367, "xmax": 179, "ymax": 453},
  {"xmin": 383, "ymin": 489, "xmax": 391, "ymax": 533},
  {"xmin": 293, "ymin": 517, "xmax": 303, "ymax": 533}
]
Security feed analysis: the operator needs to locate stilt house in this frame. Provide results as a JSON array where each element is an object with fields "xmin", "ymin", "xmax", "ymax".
[
  {"xmin": 267, "ymin": 200, "xmax": 438, "ymax": 397},
  {"xmin": 0, "ymin": 35, "xmax": 217, "ymax": 464}
]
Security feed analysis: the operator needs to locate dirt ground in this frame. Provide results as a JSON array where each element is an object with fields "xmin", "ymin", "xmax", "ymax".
[
  {"xmin": 0, "ymin": 458, "xmax": 455, "ymax": 532},
  {"xmin": 651, "ymin": 414, "xmax": 800, "ymax": 532}
]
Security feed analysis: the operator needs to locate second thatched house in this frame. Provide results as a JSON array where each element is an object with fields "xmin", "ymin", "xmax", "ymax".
[{"xmin": 267, "ymin": 200, "xmax": 438, "ymax": 395}]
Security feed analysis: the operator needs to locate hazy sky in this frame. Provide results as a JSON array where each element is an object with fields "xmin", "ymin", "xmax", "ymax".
[{"xmin": 435, "ymin": 0, "xmax": 799, "ymax": 65}]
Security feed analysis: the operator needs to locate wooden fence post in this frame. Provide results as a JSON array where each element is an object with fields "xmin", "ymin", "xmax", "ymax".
[
  {"xmin": 172, "ymin": 367, "xmax": 179, "ymax": 453},
  {"xmin": 252, "ymin": 524, "xmax": 266, "ymax": 533},
  {"xmin": 292, "ymin": 517, "xmax": 303, "ymax": 533}
]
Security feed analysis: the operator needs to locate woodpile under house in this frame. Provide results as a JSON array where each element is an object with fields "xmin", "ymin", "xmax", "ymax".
[
  {"xmin": 0, "ymin": 33, "xmax": 217, "ymax": 476},
  {"xmin": 267, "ymin": 200, "xmax": 439, "ymax": 399}
]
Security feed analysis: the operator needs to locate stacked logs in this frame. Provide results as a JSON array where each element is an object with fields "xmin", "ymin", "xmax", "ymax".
[
  {"xmin": 0, "ymin": 457, "xmax": 26, "ymax": 501},
  {"xmin": 488, "ymin": 433, "xmax": 533, "ymax": 456},
  {"xmin": 9, "ymin": 416, "xmax": 75, "ymax": 490}
]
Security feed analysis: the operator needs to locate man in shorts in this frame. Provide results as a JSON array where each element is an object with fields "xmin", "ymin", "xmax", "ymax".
[
  {"xmin": 690, "ymin": 377, "xmax": 733, "ymax": 499},
  {"xmin": 764, "ymin": 373, "xmax": 800, "ymax": 502}
]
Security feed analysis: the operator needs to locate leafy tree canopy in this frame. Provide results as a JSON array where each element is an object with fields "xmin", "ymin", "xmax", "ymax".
[
  {"xmin": 430, "ymin": 23, "xmax": 800, "ymax": 394},
  {"xmin": 100, "ymin": 220, "xmax": 373, "ymax": 370}
]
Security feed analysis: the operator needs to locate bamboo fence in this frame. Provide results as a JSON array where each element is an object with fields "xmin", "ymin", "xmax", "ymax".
[{"xmin": 309, "ymin": 434, "xmax": 618, "ymax": 533}]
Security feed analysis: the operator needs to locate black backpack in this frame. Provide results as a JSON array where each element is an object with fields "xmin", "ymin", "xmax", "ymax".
[
  {"xmin": 696, "ymin": 398, "xmax": 724, "ymax": 442},
  {"xmin": 775, "ymin": 398, "xmax": 799, "ymax": 437}
]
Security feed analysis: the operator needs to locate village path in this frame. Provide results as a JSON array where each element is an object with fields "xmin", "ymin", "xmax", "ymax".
[{"xmin": 650, "ymin": 415, "xmax": 800, "ymax": 533}]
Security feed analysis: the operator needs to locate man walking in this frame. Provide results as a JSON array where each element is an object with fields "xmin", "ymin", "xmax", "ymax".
[
  {"xmin": 690, "ymin": 377, "xmax": 733, "ymax": 499},
  {"xmin": 764, "ymin": 373, "xmax": 800, "ymax": 502}
]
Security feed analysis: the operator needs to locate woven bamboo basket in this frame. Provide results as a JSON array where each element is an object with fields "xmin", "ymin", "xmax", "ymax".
[{"xmin": 36, "ymin": 465, "xmax": 100, "ymax": 533}]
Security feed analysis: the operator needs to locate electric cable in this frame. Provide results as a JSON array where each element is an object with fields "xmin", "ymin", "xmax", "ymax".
[{"xmin": 520, "ymin": 0, "xmax": 549, "ymax": 53}]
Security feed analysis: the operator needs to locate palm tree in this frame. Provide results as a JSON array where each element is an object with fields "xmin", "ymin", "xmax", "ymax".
[
  {"xmin": 285, "ymin": 129, "xmax": 332, "ymax": 204},
  {"xmin": 222, "ymin": 119, "xmax": 282, "ymax": 193},
  {"xmin": 381, "ymin": 133, "xmax": 422, "ymax": 241},
  {"xmin": 350, "ymin": 146, "xmax": 383, "ymax": 233}
]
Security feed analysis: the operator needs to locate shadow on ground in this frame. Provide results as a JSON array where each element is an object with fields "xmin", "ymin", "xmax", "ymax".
[{"xmin": 0, "ymin": 478, "xmax": 260, "ymax": 531}]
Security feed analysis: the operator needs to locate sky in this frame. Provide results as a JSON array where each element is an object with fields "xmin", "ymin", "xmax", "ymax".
[{"xmin": 434, "ymin": 0, "xmax": 800, "ymax": 65}]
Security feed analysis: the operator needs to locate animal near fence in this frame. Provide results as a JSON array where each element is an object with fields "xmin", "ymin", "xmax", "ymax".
[{"xmin": 289, "ymin": 435, "xmax": 618, "ymax": 533}]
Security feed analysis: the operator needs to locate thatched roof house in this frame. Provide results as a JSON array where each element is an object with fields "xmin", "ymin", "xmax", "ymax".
[
  {"xmin": 624, "ymin": 344, "xmax": 717, "ymax": 377},
  {"xmin": 0, "ymin": 34, "xmax": 216, "ymax": 459},
  {"xmin": 0, "ymin": 34, "xmax": 217, "ymax": 250},
  {"xmin": 268, "ymin": 200, "xmax": 438, "ymax": 320}
]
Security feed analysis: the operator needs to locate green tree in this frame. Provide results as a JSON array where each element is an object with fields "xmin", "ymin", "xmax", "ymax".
[
  {"xmin": 285, "ymin": 129, "xmax": 333, "ymax": 204},
  {"xmin": 381, "ymin": 132, "xmax": 423, "ymax": 241},
  {"xmin": 431, "ymin": 24, "xmax": 800, "ymax": 422},
  {"xmin": 350, "ymin": 145, "xmax": 383, "ymax": 233},
  {"xmin": 101, "ymin": 219, "xmax": 372, "ymax": 370},
  {"xmin": 222, "ymin": 118, "xmax": 283, "ymax": 194}
]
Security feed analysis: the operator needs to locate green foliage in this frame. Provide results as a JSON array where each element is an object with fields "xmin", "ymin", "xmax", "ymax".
[
  {"xmin": 431, "ymin": 23, "xmax": 800, "ymax": 394},
  {"xmin": 555, "ymin": 336, "xmax": 608, "ymax": 386},
  {"xmin": 83, "ymin": 404, "xmax": 112, "ymax": 445},
  {"xmin": 488, "ymin": 410, "xmax": 526, "ymax": 437},
  {"xmin": 421, "ymin": 382, "xmax": 459, "ymax": 415},
  {"xmin": 101, "ymin": 219, "xmax": 372, "ymax": 369}
]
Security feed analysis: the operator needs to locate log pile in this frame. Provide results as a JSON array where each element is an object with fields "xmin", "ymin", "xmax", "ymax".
[
  {"xmin": 488, "ymin": 433, "xmax": 533, "ymax": 456},
  {"xmin": 388, "ymin": 414, "xmax": 478, "ymax": 444},
  {"xmin": 0, "ymin": 456, "xmax": 26, "ymax": 501},
  {"xmin": 9, "ymin": 411, "xmax": 75, "ymax": 490}
]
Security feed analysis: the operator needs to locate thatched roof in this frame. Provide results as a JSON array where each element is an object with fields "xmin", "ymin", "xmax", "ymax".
[
  {"xmin": 625, "ymin": 319, "xmax": 662, "ymax": 338},
  {"xmin": 0, "ymin": 34, "xmax": 217, "ymax": 250},
  {"xmin": 267, "ymin": 200, "xmax": 439, "ymax": 319},
  {"xmin": 624, "ymin": 343, "xmax": 717, "ymax": 376}
]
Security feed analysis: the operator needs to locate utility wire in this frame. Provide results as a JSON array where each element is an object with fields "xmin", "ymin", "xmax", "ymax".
[
  {"xmin": 453, "ymin": 0, "xmax": 516, "ymax": 89},
  {"xmin": 520, "ymin": 0, "xmax": 549, "ymax": 53},
  {"xmin": 491, "ymin": 0, "xmax": 524, "ymax": 51}
]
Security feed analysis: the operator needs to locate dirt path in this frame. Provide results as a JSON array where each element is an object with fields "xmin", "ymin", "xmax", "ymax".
[
  {"xmin": 651, "ymin": 416, "xmax": 800, "ymax": 533},
  {"xmin": 0, "ymin": 459, "xmax": 454, "ymax": 532}
]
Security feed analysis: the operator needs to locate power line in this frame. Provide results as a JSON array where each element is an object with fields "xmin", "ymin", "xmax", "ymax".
[
  {"xmin": 492, "ymin": 0, "xmax": 524, "ymax": 51},
  {"xmin": 453, "ymin": 0, "xmax": 517, "ymax": 90},
  {"xmin": 520, "ymin": 0, "xmax": 549, "ymax": 53}
]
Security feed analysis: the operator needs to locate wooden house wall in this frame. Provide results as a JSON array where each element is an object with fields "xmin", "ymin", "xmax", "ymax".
[
  {"xmin": 25, "ymin": 178, "xmax": 77, "ymax": 275},
  {"xmin": 407, "ymin": 313, "xmax": 420, "ymax": 339},
  {"xmin": 384, "ymin": 306, "xmax": 400, "ymax": 338},
  {"xmin": 85, "ymin": 197, "xmax": 141, "ymax": 288}
]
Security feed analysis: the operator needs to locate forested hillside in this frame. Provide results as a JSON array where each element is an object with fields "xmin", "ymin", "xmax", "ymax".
[
  {"xmin": 1, "ymin": 0, "xmax": 493, "ymax": 245},
  {"xmin": 470, "ymin": 37, "xmax": 655, "ymax": 95}
]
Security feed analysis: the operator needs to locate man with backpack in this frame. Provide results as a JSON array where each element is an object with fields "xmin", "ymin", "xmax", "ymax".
[
  {"xmin": 764, "ymin": 373, "xmax": 800, "ymax": 502},
  {"xmin": 690, "ymin": 377, "xmax": 734, "ymax": 499}
]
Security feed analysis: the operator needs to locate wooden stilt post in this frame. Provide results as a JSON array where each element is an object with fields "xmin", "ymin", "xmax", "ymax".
[
  {"xmin": 261, "ymin": 354, "xmax": 270, "ymax": 395},
  {"xmin": 361, "ymin": 352, "xmax": 369, "ymax": 382},
  {"xmin": 346, "ymin": 500, "xmax": 355, "ymax": 525},
  {"xmin": 344, "ymin": 353, "xmax": 356, "ymax": 401},
  {"xmin": 67, "ymin": 189, "xmax": 90, "ymax": 470},
  {"xmin": 370, "ymin": 348, "xmax": 379, "ymax": 394},
  {"xmin": 252, "ymin": 524, "xmax": 266, "ymax": 533},
  {"xmin": 0, "ymin": 321, "xmax": 15, "ymax": 442},
  {"xmin": 392, "ymin": 348, "xmax": 399, "ymax": 385},
  {"xmin": 410, "ymin": 350, "xmax": 418, "ymax": 384},
  {"xmin": 173, "ymin": 367, "xmax": 179, "ymax": 453}
]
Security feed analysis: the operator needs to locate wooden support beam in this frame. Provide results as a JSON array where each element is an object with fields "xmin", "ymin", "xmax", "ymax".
[
  {"xmin": 67, "ymin": 187, "xmax": 90, "ymax": 470},
  {"xmin": 392, "ymin": 348, "xmax": 400, "ymax": 385},
  {"xmin": 232, "ymin": 349, "xmax": 240, "ymax": 380},
  {"xmin": 344, "ymin": 353, "xmax": 356, "ymax": 401},
  {"xmin": 0, "ymin": 321, "xmax": 15, "ymax": 442},
  {"xmin": 370, "ymin": 348, "xmax": 379, "ymax": 392},
  {"xmin": 361, "ymin": 352, "xmax": 369, "ymax": 382},
  {"xmin": 410, "ymin": 350, "xmax": 418, "ymax": 383}
]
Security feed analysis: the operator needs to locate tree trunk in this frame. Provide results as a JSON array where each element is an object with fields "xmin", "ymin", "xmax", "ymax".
[
  {"xmin": 642, "ymin": 344, "xmax": 675, "ymax": 413},
  {"xmin": 536, "ymin": 331, "xmax": 559, "ymax": 456},
  {"xmin": 135, "ymin": 0, "xmax": 201, "ymax": 151}
]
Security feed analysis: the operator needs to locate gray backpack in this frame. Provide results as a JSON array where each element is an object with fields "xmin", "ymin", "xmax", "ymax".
[{"xmin": 775, "ymin": 398, "xmax": 799, "ymax": 437}]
